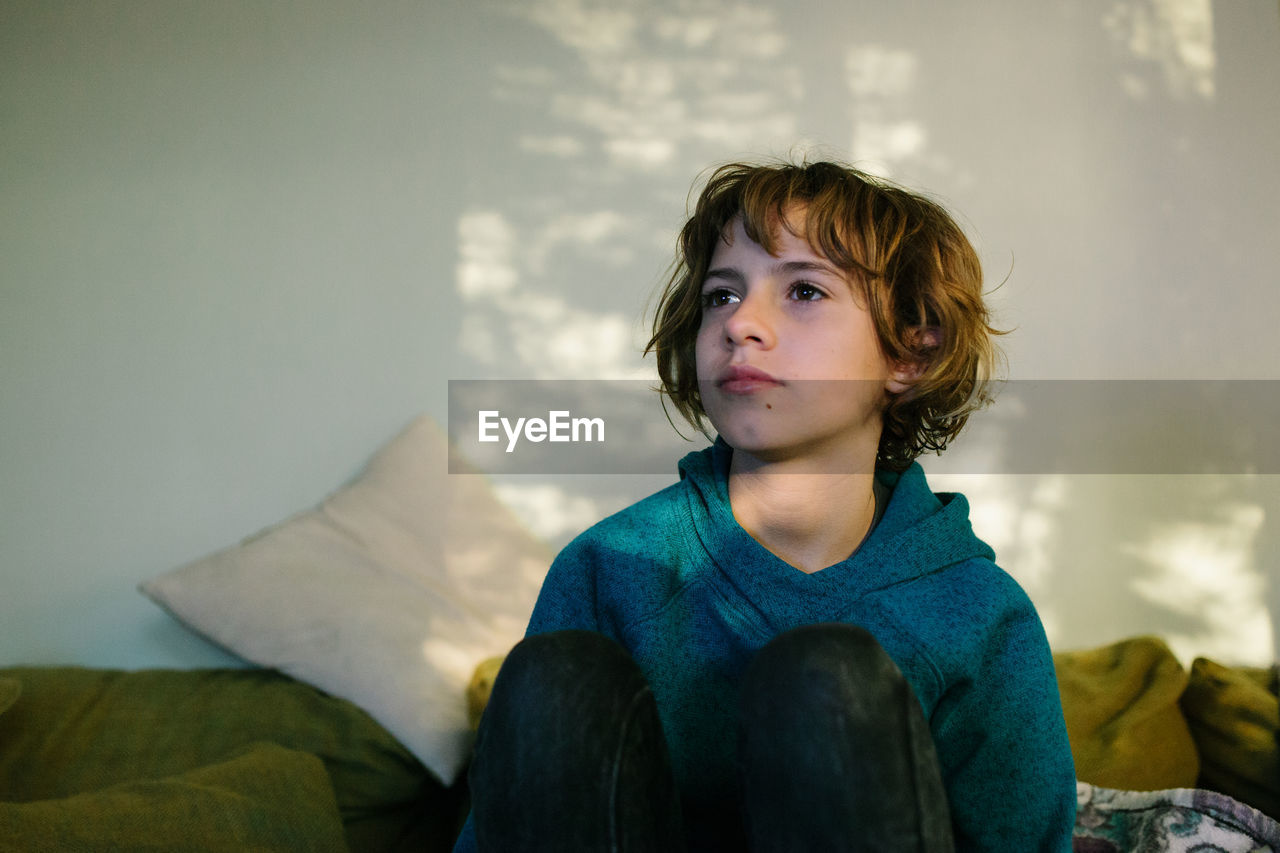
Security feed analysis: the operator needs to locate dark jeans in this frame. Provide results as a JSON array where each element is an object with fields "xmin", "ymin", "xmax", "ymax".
[{"xmin": 468, "ymin": 625, "xmax": 954, "ymax": 852}]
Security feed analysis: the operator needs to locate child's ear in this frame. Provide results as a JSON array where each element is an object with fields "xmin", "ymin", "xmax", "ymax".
[
  {"xmin": 886, "ymin": 326, "xmax": 941, "ymax": 395},
  {"xmin": 886, "ymin": 363, "xmax": 922, "ymax": 395}
]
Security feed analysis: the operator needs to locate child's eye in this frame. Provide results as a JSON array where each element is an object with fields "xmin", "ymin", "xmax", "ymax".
[
  {"xmin": 701, "ymin": 288, "xmax": 739, "ymax": 308},
  {"xmin": 789, "ymin": 281, "xmax": 826, "ymax": 301}
]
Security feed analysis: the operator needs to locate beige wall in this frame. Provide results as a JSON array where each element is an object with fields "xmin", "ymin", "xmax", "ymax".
[{"xmin": 3, "ymin": 0, "xmax": 1278, "ymax": 667}]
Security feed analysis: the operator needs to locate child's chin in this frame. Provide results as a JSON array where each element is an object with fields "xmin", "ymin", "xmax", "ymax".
[
  {"xmin": 715, "ymin": 427, "xmax": 880, "ymax": 474},
  {"xmin": 715, "ymin": 431, "xmax": 796, "ymax": 463}
]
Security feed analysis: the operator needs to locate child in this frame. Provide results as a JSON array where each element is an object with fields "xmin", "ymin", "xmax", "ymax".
[{"xmin": 454, "ymin": 160, "xmax": 1077, "ymax": 851}]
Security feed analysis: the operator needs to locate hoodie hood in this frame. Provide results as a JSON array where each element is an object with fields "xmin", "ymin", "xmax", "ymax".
[{"xmin": 677, "ymin": 439, "xmax": 994, "ymax": 620}]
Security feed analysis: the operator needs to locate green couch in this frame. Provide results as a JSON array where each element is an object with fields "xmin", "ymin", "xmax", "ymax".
[{"xmin": 2, "ymin": 635, "xmax": 1276, "ymax": 852}]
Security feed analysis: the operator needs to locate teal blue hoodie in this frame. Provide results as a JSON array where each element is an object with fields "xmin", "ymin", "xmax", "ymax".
[{"xmin": 456, "ymin": 441, "xmax": 1076, "ymax": 851}]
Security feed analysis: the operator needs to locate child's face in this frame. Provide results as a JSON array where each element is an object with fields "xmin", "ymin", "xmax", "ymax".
[{"xmin": 695, "ymin": 211, "xmax": 910, "ymax": 467}]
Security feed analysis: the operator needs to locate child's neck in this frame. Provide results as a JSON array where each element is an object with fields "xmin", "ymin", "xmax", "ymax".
[{"xmin": 727, "ymin": 452, "xmax": 880, "ymax": 575}]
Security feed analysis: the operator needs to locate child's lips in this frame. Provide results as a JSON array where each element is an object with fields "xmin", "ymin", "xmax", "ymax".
[{"xmin": 717, "ymin": 365, "xmax": 782, "ymax": 395}]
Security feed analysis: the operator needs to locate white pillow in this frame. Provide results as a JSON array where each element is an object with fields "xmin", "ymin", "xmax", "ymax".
[{"xmin": 140, "ymin": 415, "xmax": 552, "ymax": 785}]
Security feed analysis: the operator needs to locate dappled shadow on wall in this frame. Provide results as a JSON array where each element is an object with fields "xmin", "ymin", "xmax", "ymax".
[
  {"xmin": 927, "ymin": 381, "xmax": 1276, "ymax": 666},
  {"xmin": 1101, "ymin": 0, "xmax": 1216, "ymax": 101},
  {"xmin": 450, "ymin": 0, "xmax": 821, "ymax": 382},
  {"xmin": 931, "ymin": 470, "xmax": 1274, "ymax": 667},
  {"xmin": 444, "ymin": 0, "xmax": 1272, "ymax": 665}
]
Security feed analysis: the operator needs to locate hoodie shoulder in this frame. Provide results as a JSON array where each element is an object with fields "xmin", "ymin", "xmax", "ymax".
[
  {"xmin": 540, "ymin": 475, "xmax": 706, "ymax": 633},
  {"xmin": 552, "ymin": 476, "xmax": 693, "ymax": 582}
]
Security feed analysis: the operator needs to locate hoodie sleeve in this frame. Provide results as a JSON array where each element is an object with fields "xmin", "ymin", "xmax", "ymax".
[{"xmin": 929, "ymin": 592, "xmax": 1077, "ymax": 852}]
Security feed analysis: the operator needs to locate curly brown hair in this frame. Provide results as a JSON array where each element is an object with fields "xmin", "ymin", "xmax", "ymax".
[{"xmin": 645, "ymin": 159, "xmax": 1002, "ymax": 471}]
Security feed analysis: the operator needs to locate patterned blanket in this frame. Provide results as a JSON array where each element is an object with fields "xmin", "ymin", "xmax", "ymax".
[{"xmin": 1074, "ymin": 783, "xmax": 1280, "ymax": 852}]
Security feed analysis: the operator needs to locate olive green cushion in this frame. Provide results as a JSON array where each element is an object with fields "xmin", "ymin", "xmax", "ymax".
[
  {"xmin": 0, "ymin": 741, "xmax": 346, "ymax": 852},
  {"xmin": 1053, "ymin": 636, "xmax": 1200, "ymax": 791},
  {"xmin": 0, "ymin": 667, "xmax": 440, "ymax": 850},
  {"xmin": 1181, "ymin": 657, "xmax": 1280, "ymax": 820},
  {"xmin": 0, "ymin": 676, "xmax": 18, "ymax": 716}
]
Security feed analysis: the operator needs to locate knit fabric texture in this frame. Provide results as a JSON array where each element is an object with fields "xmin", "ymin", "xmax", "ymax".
[{"xmin": 457, "ymin": 440, "xmax": 1077, "ymax": 852}]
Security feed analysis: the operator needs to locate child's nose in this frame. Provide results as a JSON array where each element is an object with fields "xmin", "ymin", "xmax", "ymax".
[{"xmin": 724, "ymin": 293, "xmax": 774, "ymax": 348}]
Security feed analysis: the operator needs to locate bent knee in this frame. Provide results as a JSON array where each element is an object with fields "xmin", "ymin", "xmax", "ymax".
[
  {"xmin": 744, "ymin": 623, "xmax": 909, "ymax": 707},
  {"xmin": 491, "ymin": 630, "xmax": 644, "ymax": 705}
]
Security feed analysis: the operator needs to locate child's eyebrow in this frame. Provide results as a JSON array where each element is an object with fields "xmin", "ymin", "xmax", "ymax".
[
  {"xmin": 703, "ymin": 259, "xmax": 842, "ymax": 286},
  {"xmin": 774, "ymin": 259, "xmax": 841, "ymax": 278},
  {"xmin": 703, "ymin": 267, "xmax": 745, "ymax": 286}
]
